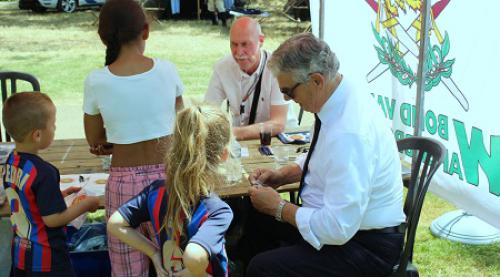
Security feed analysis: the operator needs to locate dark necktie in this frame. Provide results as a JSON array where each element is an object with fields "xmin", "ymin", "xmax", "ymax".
[{"xmin": 298, "ymin": 114, "xmax": 322, "ymax": 198}]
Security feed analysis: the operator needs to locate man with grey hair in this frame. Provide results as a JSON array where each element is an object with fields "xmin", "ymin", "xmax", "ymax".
[
  {"xmin": 244, "ymin": 33, "xmax": 406, "ymax": 276},
  {"xmin": 204, "ymin": 17, "xmax": 296, "ymax": 140}
]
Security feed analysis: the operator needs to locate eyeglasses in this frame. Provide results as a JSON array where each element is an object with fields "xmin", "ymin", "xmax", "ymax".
[{"xmin": 280, "ymin": 82, "xmax": 302, "ymax": 99}]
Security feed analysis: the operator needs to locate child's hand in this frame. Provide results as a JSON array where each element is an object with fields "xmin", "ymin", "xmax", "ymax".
[
  {"xmin": 82, "ymin": 196, "xmax": 100, "ymax": 212},
  {"xmin": 61, "ymin": 186, "xmax": 81, "ymax": 197},
  {"xmin": 150, "ymin": 251, "xmax": 168, "ymax": 277},
  {"xmin": 173, "ymin": 268, "xmax": 193, "ymax": 277},
  {"xmin": 89, "ymin": 144, "xmax": 113, "ymax": 156}
]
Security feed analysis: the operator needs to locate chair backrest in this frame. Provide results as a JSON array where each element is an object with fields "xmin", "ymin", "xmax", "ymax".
[
  {"xmin": 393, "ymin": 136, "xmax": 445, "ymax": 276},
  {"xmin": 0, "ymin": 71, "xmax": 41, "ymax": 142}
]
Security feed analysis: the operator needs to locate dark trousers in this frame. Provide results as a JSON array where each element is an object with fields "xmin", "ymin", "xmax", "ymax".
[
  {"xmin": 11, "ymin": 266, "xmax": 76, "ymax": 277},
  {"xmin": 239, "ymin": 207, "xmax": 403, "ymax": 277}
]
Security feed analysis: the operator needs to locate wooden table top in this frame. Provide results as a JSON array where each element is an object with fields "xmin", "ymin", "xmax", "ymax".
[{"xmin": 0, "ymin": 137, "xmax": 305, "ymax": 216}]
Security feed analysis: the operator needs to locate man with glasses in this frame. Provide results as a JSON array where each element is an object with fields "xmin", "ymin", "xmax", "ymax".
[
  {"xmin": 243, "ymin": 33, "xmax": 406, "ymax": 276},
  {"xmin": 204, "ymin": 17, "xmax": 296, "ymax": 140}
]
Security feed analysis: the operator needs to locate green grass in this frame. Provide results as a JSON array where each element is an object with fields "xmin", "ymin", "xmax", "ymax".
[
  {"xmin": 0, "ymin": 1, "xmax": 499, "ymax": 276},
  {"xmin": 0, "ymin": 0, "xmax": 311, "ymax": 138}
]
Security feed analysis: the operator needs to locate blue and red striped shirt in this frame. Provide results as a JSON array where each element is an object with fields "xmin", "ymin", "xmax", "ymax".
[
  {"xmin": 3, "ymin": 151, "xmax": 70, "ymax": 273},
  {"xmin": 119, "ymin": 180, "xmax": 233, "ymax": 277}
]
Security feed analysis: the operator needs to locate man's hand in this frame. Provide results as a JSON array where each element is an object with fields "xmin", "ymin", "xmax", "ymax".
[
  {"xmin": 248, "ymin": 185, "xmax": 282, "ymax": 217},
  {"xmin": 61, "ymin": 186, "xmax": 81, "ymax": 198},
  {"xmin": 248, "ymin": 168, "xmax": 283, "ymax": 189}
]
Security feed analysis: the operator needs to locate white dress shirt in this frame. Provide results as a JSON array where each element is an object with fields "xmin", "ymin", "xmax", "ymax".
[
  {"xmin": 294, "ymin": 76, "xmax": 406, "ymax": 250},
  {"xmin": 204, "ymin": 50, "xmax": 297, "ymax": 127}
]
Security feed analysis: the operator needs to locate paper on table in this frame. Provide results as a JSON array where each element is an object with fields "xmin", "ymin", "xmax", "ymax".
[
  {"xmin": 85, "ymin": 173, "xmax": 108, "ymax": 196},
  {"xmin": 59, "ymin": 173, "xmax": 108, "ymax": 196},
  {"xmin": 277, "ymin": 131, "xmax": 311, "ymax": 144},
  {"xmin": 64, "ymin": 190, "xmax": 88, "ymax": 229},
  {"xmin": 59, "ymin": 174, "xmax": 80, "ymax": 190}
]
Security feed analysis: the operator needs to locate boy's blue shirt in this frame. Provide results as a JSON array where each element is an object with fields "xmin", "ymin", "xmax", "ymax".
[{"xmin": 3, "ymin": 151, "xmax": 72, "ymax": 272}]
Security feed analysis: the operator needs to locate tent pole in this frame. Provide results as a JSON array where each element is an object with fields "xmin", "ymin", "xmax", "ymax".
[
  {"xmin": 414, "ymin": 0, "xmax": 432, "ymax": 136},
  {"xmin": 319, "ymin": 0, "xmax": 325, "ymax": 39}
]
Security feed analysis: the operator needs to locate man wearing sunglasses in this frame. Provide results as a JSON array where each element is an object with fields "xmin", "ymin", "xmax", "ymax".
[
  {"xmin": 244, "ymin": 33, "xmax": 406, "ymax": 277},
  {"xmin": 204, "ymin": 17, "xmax": 296, "ymax": 140}
]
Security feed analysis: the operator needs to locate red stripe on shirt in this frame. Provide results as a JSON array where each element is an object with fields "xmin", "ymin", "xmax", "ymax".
[
  {"xmin": 23, "ymin": 166, "xmax": 52, "ymax": 271},
  {"xmin": 11, "ymin": 153, "xmax": 21, "ymax": 190},
  {"xmin": 11, "ymin": 154, "xmax": 26, "ymax": 269},
  {"xmin": 17, "ymin": 238, "xmax": 26, "ymax": 270},
  {"xmin": 153, "ymin": 187, "xmax": 165, "ymax": 231},
  {"xmin": 198, "ymin": 212, "xmax": 209, "ymax": 227}
]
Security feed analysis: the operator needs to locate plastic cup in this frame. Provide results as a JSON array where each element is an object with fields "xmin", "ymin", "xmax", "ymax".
[
  {"xmin": 273, "ymin": 146, "xmax": 292, "ymax": 165},
  {"xmin": 221, "ymin": 157, "xmax": 242, "ymax": 184},
  {"xmin": 259, "ymin": 123, "xmax": 273, "ymax": 146}
]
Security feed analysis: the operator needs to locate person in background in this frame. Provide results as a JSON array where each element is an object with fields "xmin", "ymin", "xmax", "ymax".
[
  {"xmin": 3, "ymin": 92, "xmax": 99, "ymax": 277},
  {"xmin": 207, "ymin": 0, "xmax": 230, "ymax": 27},
  {"xmin": 83, "ymin": 0, "xmax": 184, "ymax": 275},
  {"xmin": 108, "ymin": 105, "xmax": 234, "ymax": 277},
  {"xmin": 204, "ymin": 17, "xmax": 296, "ymax": 140},
  {"xmin": 244, "ymin": 33, "xmax": 406, "ymax": 276}
]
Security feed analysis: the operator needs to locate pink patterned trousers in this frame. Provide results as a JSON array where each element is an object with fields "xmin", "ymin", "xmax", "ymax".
[{"xmin": 105, "ymin": 164, "xmax": 165, "ymax": 277}]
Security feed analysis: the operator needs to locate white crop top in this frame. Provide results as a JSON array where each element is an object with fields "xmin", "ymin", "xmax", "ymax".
[{"xmin": 83, "ymin": 58, "xmax": 183, "ymax": 144}]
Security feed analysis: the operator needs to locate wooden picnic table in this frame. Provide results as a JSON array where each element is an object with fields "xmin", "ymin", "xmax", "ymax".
[{"xmin": 0, "ymin": 137, "xmax": 304, "ymax": 217}]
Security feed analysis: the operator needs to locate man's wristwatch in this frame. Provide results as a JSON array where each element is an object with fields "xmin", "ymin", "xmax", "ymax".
[{"xmin": 274, "ymin": 200, "xmax": 287, "ymax": 222}]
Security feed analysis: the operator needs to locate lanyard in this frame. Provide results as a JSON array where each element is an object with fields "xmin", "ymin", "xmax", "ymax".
[{"xmin": 239, "ymin": 51, "xmax": 267, "ymax": 119}]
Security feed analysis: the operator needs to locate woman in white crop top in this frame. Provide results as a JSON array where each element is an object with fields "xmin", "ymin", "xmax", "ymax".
[{"xmin": 82, "ymin": 0, "xmax": 183, "ymax": 276}]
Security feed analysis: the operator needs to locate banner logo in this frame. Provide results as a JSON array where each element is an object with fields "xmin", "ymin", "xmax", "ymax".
[{"xmin": 366, "ymin": 0, "xmax": 469, "ymax": 111}]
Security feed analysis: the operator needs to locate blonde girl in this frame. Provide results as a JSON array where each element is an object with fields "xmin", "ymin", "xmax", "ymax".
[{"xmin": 108, "ymin": 105, "xmax": 234, "ymax": 277}]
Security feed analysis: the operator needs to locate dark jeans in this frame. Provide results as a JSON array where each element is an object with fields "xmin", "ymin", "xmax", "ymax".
[
  {"xmin": 239, "ymin": 207, "xmax": 403, "ymax": 277},
  {"xmin": 11, "ymin": 266, "xmax": 76, "ymax": 277}
]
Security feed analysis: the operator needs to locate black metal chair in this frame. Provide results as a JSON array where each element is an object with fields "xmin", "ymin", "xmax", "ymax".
[
  {"xmin": 390, "ymin": 137, "xmax": 446, "ymax": 277},
  {"xmin": 0, "ymin": 71, "xmax": 41, "ymax": 142}
]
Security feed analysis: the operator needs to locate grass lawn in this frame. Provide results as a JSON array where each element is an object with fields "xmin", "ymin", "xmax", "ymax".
[{"xmin": 0, "ymin": 1, "xmax": 499, "ymax": 276}]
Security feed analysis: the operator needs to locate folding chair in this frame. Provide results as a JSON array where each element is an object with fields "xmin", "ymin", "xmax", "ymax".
[
  {"xmin": 390, "ymin": 137, "xmax": 446, "ymax": 277},
  {"xmin": 283, "ymin": 0, "xmax": 309, "ymax": 21},
  {"xmin": 140, "ymin": 0, "xmax": 163, "ymax": 24},
  {"xmin": 0, "ymin": 71, "xmax": 40, "ymax": 142}
]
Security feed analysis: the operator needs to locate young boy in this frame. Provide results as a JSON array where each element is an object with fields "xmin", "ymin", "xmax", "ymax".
[{"xmin": 2, "ymin": 92, "xmax": 100, "ymax": 276}]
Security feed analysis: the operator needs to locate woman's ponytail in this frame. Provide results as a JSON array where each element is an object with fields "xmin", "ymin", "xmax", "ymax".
[
  {"xmin": 104, "ymin": 37, "xmax": 120, "ymax": 66},
  {"xmin": 98, "ymin": 0, "xmax": 146, "ymax": 66}
]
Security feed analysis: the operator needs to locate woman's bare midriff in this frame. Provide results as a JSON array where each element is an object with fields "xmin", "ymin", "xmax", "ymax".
[{"xmin": 110, "ymin": 136, "xmax": 171, "ymax": 167}]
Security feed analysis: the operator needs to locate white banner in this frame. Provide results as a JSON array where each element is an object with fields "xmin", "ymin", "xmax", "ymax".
[{"xmin": 310, "ymin": 0, "xmax": 500, "ymax": 228}]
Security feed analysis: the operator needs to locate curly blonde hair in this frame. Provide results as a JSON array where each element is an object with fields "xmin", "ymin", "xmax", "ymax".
[{"xmin": 163, "ymin": 104, "xmax": 231, "ymax": 240}]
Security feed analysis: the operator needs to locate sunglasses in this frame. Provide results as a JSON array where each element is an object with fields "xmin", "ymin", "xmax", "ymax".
[
  {"xmin": 280, "ymin": 82, "xmax": 302, "ymax": 99},
  {"xmin": 280, "ymin": 72, "xmax": 322, "ymax": 99}
]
